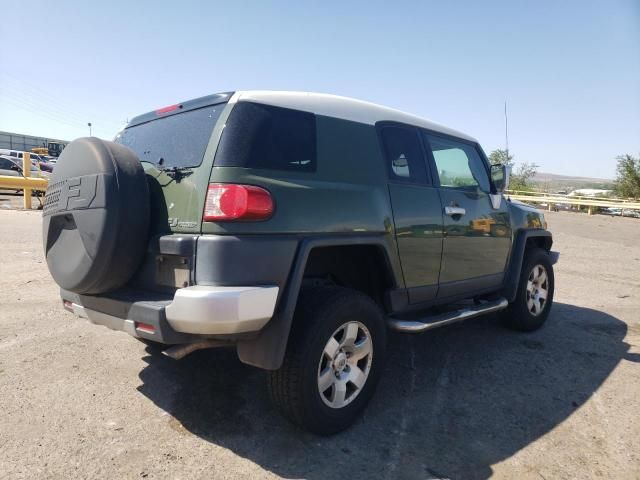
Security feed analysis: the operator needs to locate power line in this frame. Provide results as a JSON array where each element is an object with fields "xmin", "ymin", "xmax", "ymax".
[
  {"xmin": 0, "ymin": 96, "xmax": 114, "ymax": 138},
  {"xmin": 0, "ymin": 72, "xmax": 123, "ymax": 128},
  {"xmin": 1, "ymin": 88, "xmax": 104, "ymax": 127}
]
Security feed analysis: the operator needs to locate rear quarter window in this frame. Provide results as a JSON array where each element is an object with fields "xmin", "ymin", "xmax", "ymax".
[{"xmin": 214, "ymin": 102, "xmax": 316, "ymax": 172}]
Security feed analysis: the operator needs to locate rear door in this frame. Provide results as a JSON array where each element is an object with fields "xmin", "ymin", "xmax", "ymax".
[
  {"xmin": 114, "ymin": 96, "xmax": 230, "ymax": 235},
  {"xmin": 379, "ymin": 124, "xmax": 444, "ymax": 304},
  {"xmin": 421, "ymin": 132, "xmax": 511, "ymax": 298}
]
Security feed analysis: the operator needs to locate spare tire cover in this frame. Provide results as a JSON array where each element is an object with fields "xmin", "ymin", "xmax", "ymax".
[{"xmin": 42, "ymin": 137, "xmax": 150, "ymax": 294}]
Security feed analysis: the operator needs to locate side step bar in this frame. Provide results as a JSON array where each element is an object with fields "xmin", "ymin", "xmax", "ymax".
[{"xmin": 388, "ymin": 298, "xmax": 509, "ymax": 333}]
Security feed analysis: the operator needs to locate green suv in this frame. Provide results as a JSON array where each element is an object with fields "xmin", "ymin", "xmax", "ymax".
[{"xmin": 42, "ymin": 91, "xmax": 558, "ymax": 434}]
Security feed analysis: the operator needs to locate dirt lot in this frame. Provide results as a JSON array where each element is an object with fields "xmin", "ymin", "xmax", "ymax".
[{"xmin": 0, "ymin": 209, "xmax": 639, "ymax": 479}]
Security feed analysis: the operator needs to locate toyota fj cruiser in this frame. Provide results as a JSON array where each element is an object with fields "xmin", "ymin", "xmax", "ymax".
[{"xmin": 43, "ymin": 91, "xmax": 558, "ymax": 435}]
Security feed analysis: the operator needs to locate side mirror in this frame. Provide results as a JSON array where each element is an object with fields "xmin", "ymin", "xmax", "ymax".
[
  {"xmin": 10, "ymin": 164, "xmax": 21, "ymax": 172},
  {"xmin": 491, "ymin": 164, "xmax": 510, "ymax": 193}
]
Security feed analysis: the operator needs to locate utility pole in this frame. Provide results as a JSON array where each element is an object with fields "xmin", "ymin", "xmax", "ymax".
[{"xmin": 88, "ymin": 122, "xmax": 92, "ymax": 136}]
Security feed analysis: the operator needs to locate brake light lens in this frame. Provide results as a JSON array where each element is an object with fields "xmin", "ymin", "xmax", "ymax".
[
  {"xmin": 155, "ymin": 104, "xmax": 180, "ymax": 115},
  {"xmin": 204, "ymin": 184, "xmax": 274, "ymax": 221}
]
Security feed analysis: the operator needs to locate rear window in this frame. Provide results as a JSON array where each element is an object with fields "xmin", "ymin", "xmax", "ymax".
[
  {"xmin": 214, "ymin": 102, "xmax": 316, "ymax": 172},
  {"xmin": 115, "ymin": 104, "xmax": 225, "ymax": 169}
]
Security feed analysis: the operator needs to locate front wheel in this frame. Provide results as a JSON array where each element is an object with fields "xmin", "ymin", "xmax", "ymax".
[
  {"xmin": 501, "ymin": 247, "xmax": 555, "ymax": 331},
  {"xmin": 267, "ymin": 287, "xmax": 387, "ymax": 435}
]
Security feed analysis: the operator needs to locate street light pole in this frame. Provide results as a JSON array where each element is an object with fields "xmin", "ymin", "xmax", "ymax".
[{"xmin": 88, "ymin": 122, "xmax": 92, "ymax": 137}]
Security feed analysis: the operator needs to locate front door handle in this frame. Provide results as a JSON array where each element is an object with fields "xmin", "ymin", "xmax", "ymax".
[{"xmin": 444, "ymin": 206, "xmax": 466, "ymax": 216}]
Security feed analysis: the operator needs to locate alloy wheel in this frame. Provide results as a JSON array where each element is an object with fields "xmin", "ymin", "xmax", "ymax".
[
  {"xmin": 317, "ymin": 321, "xmax": 373, "ymax": 409},
  {"xmin": 526, "ymin": 264, "xmax": 549, "ymax": 316}
]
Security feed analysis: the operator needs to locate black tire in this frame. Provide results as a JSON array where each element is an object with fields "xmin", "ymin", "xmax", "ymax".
[
  {"xmin": 268, "ymin": 286, "xmax": 387, "ymax": 435},
  {"xmin": 501, "ymin": 247, "xmax": 555, "ymax": 331},
  {"xmin": 42, "ymin": 138, "xmax": 149, "ymax": 294}
]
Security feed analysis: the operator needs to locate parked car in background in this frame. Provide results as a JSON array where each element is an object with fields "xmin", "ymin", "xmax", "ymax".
[
  {"xmin": 602, "ymin": 208, "xmax": 622, "ymax": 216},
  {"xmin": 555, "ymin": 203, "xmax": 572, "ymax": 211},
  {"xmin": 0, "ymin": 149, "xmax": 48, "ymax": 166},
  {"xmin": 0, "ymin": 151, "xmax": 51, "ymax": 176},
  {"xmin": 37, "ymin": 160, "xmax": 55, "ymax": 173},
  {"xmin": 0, "ymin": 155, "xmax": 48, "ymax": 177},
  {"xmin": 0, "ymin": 155, "xmax": 24, "ymax": 178},
  {"xmin": 622, "ymin": 209, "xmax": 640, "ymax": 218},
  {"xmin": 0, "ymin": 155, "xmax": 48, "ymax": 194}
]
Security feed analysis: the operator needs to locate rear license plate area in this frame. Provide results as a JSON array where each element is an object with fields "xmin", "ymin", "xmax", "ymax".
[{"xmin": 156, "ymin": 255, "xmax": 190, "ymax": 288}]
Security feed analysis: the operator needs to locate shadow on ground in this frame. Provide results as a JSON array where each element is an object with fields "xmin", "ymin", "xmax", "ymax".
[{"xmin": 137, "ymin": 303, "xmax": 633, "ymax": 479}]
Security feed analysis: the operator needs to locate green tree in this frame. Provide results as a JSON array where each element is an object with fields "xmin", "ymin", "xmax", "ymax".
[
  {"xmin": 488, "ymin": 149, "xmax": 514, "ymax": 168},
  {"xmin": 614, "ymin": 154, "xmax": 640, "ymax": 199},
  {"xmin": 488, "ymin": 149, "xmax": 538, "ymax": 191}
]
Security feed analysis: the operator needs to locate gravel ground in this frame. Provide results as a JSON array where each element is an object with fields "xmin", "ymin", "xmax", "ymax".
[
  {"xmin": 0, "ymin": 209, "xmax": 639, "ymax": 479},
  {"xmin": 0, "ymin": 193, "xmax": 44, "ymax": 210}
]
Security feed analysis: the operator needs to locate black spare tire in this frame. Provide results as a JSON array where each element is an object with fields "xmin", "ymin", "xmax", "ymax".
[{"xmin": 42, "ymin": 137, "xmax": 149, "ymax": 294}]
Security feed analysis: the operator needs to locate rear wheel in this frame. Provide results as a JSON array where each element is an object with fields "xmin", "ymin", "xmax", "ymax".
[
  {"xmin": 268, "ymin": 287, "xmax": 387, "ymax": 435},
  {"xmin": 502, "ymin": 247, "xmax": 555, "ymax": 331}
]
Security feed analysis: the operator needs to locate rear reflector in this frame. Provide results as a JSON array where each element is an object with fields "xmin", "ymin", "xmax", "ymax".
[
  {"xmin": 63, "ymin": 300, "xmax": 73, "ymax": 312},
  {"xmin": 135, "ymin": 322, "xmax": 156, "ymax": 334},
  {"xmin": 204, "ymin": 184, "xmax": 274, "ymax": 221}
]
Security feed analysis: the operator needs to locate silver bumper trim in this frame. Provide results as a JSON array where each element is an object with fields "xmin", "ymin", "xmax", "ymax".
[
  {"xmin": 66, "ymin": 285, "xmax": 279, "ymax": 337},
  {"xmin": 164, "ymin": 285, "xmax": 279, "ymax": 335}
]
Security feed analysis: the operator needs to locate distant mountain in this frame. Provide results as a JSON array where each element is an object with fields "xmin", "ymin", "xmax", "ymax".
[{"xmin": 531, "ymin": 172, "xmax": 614, "ymax": 191}]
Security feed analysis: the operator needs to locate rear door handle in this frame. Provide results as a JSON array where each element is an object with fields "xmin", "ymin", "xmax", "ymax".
[{"xmin": 444, "ymin": 206, "xmax": 466, "ymax": 216}]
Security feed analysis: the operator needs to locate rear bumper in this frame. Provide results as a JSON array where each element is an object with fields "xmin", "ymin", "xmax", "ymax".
[
  {"xmin": 61, "ymin": 285, "xmax": 279, "ymax": 344},
  {"xmin": 165, "ymin": 285, "xmax": 279, "ymax": 334}
]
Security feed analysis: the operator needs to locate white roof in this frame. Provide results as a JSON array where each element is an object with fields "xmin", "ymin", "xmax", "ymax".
[{"xmin": 231, "ymin": 91, "xmax": 477, "ymax": 143}]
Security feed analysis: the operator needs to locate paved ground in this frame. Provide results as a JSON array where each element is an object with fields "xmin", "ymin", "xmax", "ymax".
[
  {"xmin": 0, "ymin": 192, "xmax": 44, "ymax": 210},
  {"xmin": 0, "ymin": 209, "xmax": 639, "ymax": 479}
]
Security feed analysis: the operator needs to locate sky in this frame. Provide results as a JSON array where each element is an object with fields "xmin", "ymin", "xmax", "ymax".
[{"xmin": 1, "ymin": 0, "xmax": 638, "ymax": 179}]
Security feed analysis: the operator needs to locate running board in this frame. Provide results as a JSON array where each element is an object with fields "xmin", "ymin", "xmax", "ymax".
[{"xmin": 387, "ymin": 298, "xmax": 509, "ymax": 333}]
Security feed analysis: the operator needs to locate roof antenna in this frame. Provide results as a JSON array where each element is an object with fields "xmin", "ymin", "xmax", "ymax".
[{"xmin": 504, "ymin": 100, "xmax": 509, "ymax": 161}]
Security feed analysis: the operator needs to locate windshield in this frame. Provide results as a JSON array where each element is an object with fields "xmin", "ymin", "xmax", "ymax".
[{"xmin": 114, "ymin": 104, "xmax": 225, "ymax": 169}]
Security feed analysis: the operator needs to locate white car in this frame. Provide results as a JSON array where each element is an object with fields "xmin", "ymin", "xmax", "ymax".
[{"xmin": 0, "ymin": 155, "xmax": 47, "ymax": 194}]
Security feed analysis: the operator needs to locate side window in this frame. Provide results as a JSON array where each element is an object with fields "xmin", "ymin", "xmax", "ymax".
[
  {"xmin": 0, "ymin": 158, "xmax": 13, "ymax": 169},
  {"xmin": 215, "ymin": 102, "xmax": 316, "ymax": 172},
  {"xmin": 423, "ymin": 133, "xmax": 490, "ymax": 191},
  {"xmin": 379, "ymin": 126, "xmax": 428, "ymax": 183}
]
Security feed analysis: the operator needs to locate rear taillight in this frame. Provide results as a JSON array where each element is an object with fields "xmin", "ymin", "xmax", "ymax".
[{"xmin": 204, "ymin": 184, "xmax": 274, "ymax": 221}]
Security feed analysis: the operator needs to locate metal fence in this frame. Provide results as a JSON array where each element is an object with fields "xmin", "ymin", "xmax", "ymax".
[
  {"xmin": 2, "ymin": 172, "xmax": 639, "ymax": 214},
  {"xmin": 505, "ymin": 190, "xmax": 640, "ymax": 215},
  {"xmin": 0, "ymin": 153, "xmax": 48, "ymax": 209}
]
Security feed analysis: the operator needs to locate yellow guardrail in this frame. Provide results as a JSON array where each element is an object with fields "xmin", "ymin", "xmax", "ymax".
[
  {"xmin": 505, "ymin": 190, "xmax": 640, "ymax": 215},
  {"xmin": 0, "ymin": 152, "xmax": 49, "ymax": 209},
  {"xmin": 3, "ymin": 163, "xmax": 639, "ymax": 214}
]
